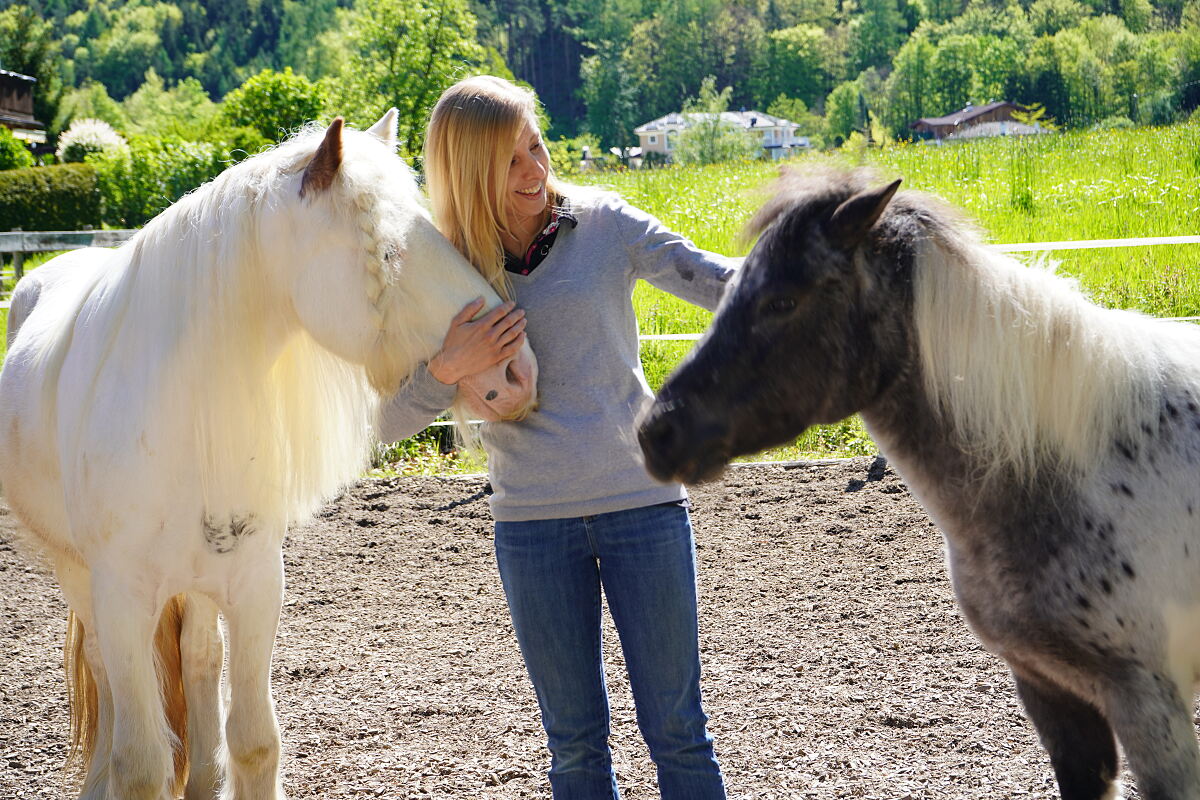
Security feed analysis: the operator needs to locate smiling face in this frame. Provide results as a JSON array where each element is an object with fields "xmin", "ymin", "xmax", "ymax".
[{"xmin": 505, "ymin": 117, "xmax": 550, "ymax": 232}]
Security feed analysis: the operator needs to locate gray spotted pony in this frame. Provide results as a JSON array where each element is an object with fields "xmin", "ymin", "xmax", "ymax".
[{"xmin": 639, "ymin": 167, "xmax": 1200, "ymax": 800}]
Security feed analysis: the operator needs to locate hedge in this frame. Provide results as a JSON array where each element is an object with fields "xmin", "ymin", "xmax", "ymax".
[
  {"xmin": 0, "ymin": 163, "xmax": 101, "ymax": 232},
  {"xmin": 88, "ymin": 137, "xmax": 227, "ymax": 228}
]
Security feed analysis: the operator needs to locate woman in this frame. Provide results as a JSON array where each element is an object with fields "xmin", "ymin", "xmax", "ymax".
[{"xmin": 380, "ymin": 75, "xmax": 737, "ymax": 799}]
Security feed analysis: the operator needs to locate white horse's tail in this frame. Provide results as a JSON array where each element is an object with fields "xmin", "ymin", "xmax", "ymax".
[
  {"xmin": 6, "ymin": 269, "xmax": 45, "ymax": 351},
  {"xmin": 63, "ymin": 612, "xmax": 97, "ymax": 785},
  {"xmin": 64, "ymin": 596, "xmax": 191, "ymax": 794}
]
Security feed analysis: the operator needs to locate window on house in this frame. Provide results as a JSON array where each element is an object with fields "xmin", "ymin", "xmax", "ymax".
[
  {"xmin": 649, "ymin": 135, "xmax": 657, "ymax": 144},
  {"xmin": 666, "ymin": 135, "xmax": 673, "ymax": 150}
]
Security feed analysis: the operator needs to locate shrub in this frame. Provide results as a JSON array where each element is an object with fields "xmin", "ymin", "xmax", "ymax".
[
  {"xmin": 0, "ymin": 163, "xmax": 100, "ymax": 231},
  {"xmin": 88, "ymin": 136, "xmax": 228, "ymax": 227},
  {"xmin": 1094, "ymin": 115, "xmax": 1135, "ymax": 130},
  {"xmin": 56, "ymin": 117, "xmax": 128, "ymax": 163},
  {"xmin": 547, "ymin": 133, "xmax": 603, "ymax": 175},
  {"xmin": 221, "ymin": 67, "xmax": 327, "ymax": 143},
  {"xmin": 0, "ymin": 126, "xmax": 34, "ymax": 170}
]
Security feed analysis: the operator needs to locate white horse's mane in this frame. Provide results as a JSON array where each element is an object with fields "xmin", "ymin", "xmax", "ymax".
[
  {"xmin": 32, "ymin": 124, "xmax": 441, "ymax": 526},
  {"xmin": 911, "ymin": 205, "xmax": 1191, "ymax": 481}
]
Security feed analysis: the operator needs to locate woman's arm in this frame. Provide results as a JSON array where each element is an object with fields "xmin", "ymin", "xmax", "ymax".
[
  {"xmin": 376, "ymin": 299, "xmax": 527, "ymax": 442},
  {"xmin": 619, "ymin": 201, "xmax": 740, "ymax": 311}
]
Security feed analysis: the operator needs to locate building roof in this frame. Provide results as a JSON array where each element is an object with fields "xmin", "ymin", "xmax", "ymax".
[
  {"xmin": 911, "ymin": 101, "xmax": 1024, "ymax": 129},
  {"xmin": 0, "ymin": 68, "xmax": 36, "ymax": 84},
  {"xmin": 635, "ymin": 110, "xmax": 796, "ymax": 134}
]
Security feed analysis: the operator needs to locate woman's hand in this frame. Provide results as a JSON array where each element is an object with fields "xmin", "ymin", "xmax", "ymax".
[{"xmin": 428, "ymin": 298, "xmax": 527, "ymax": 385}]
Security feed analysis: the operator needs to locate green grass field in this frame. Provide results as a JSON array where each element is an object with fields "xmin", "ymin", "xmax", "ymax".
[{"xmin": 5, "ymin": 120, "xmax": 1199, "ymax": 472}]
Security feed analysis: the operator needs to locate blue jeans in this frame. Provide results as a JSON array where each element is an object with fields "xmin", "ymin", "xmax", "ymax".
[{"xmin": 494, "ymin": 503, "xmax": 726, "ymax": 800}]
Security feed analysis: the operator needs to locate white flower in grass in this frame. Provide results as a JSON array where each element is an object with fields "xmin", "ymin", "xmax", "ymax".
[{"xmin": 56, "ymin": 118, "xmax": 128, "ymax": 163}]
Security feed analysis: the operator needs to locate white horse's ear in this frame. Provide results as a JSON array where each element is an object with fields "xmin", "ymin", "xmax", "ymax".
[
  {"xmin": 828, "ymin": 178, "xmax": 902, "ymax": 247},
  {"xmin": 366, "ymin": 108, "xmax": 399, "ymax": 149},
  {"xmin": 300, "ymin": 117, "xmax": 344, "ymax": 199}
]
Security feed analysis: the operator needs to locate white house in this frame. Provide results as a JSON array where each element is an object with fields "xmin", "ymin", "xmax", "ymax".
[{"xmin": 634, "ymin": 110, "xmax": 808, "ymax": 161}]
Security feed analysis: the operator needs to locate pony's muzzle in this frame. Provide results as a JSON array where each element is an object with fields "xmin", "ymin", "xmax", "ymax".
[{"xmin": 637, "ymin": 397, "xmax": 732, "ymax": 484}]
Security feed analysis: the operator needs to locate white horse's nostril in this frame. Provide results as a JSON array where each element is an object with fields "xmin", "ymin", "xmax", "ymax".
[{"xmin": 485, "ymin": 390, "xmax": 499, "ymax": 401}]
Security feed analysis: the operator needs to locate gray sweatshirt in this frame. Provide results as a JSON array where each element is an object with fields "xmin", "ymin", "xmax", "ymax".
[{"xmin": 378, "ymin": 189, "xmax": 738, "ymax": 521}]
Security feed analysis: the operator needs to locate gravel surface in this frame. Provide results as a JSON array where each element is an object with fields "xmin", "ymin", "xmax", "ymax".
[{"xmin": 0, "ymin": 456, "xmax": 1170, "ymax": 798}]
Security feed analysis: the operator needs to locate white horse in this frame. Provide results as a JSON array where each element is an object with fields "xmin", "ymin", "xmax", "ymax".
[{"xmin": 0, "ymin": 111, "xmax": 536, "ymax": 800}]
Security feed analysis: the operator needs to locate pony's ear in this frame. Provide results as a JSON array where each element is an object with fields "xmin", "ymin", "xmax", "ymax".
[
  {"xmin": 366, "ymin": 108, "xmax": 399, "ymax": 148},
  {"xmin": 827, "ymin": 178, "xmax": 902, "ymax": 247},
  {"xmin": 300, "ymin": 117, "xmax": 344, "ymax": 199}
]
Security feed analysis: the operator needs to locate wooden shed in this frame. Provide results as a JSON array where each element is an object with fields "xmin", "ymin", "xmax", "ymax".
[
  {"xmin": 0, "ymin": 69, "xmax": 47, "ymax": 146},
  {"xmin": 910, "ymin": 101, "xmax": 1028, "ymax": 141}
]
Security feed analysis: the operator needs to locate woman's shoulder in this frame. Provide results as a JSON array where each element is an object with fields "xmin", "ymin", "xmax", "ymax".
[{"xmin": 561, "ymin": 186, "xmax": 641, "ymax": 227}]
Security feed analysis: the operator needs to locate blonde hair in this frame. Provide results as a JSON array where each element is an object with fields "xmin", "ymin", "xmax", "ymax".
[{"xmin": 424, "ymin": 75, "xmax": 565, "ymax": 299}]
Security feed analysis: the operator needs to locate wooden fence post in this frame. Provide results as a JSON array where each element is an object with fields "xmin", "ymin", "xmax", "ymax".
[{"xmin": 12, "ymin": 229, "xmax": 22, "ymax": 282}]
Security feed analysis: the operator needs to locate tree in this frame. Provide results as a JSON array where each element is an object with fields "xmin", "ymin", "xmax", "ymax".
[
  {"xmin": 580, "ymin": 41, "xmax": 639, "ymax": 150},
  {"xmin": 123, "ymin": 68, "xmax": 219, "ymax": 137},
  {"xmin": 0, "ymin": 5, "xmax": 64, "ymax": 133},
  {"xmin": 849, "ymin": 0, "xmax": 907, "ymax": 71},
  {"xmin": 767, "ymin": 94, "xmax": 827, "ymax": 148},
  {"xmin": 825, "ymin": 81, "xmax": 863, "ymax": 143},
  {"xmin": 324, "ymin": 0, "xmax": 485, "ymax": 157},
  {"xmin": 928, "ymin": 35, "xmax": 977, "ymax": 115},
  {"xmin": 81, "ymin": 3, "xmax": 185, "ymax": 100},
  {"xmin": 53, "ymin": 79, "xmax": 131, "ymax": 135},
  {"xmin": 1028, "ymin": 0, "xmax": 1087, "ymax": 36},
  {"xmin": 277, "ymin": 0, "xmax": 345, "ymax": 79},
  {"xmin": 751, "ymin": 24, "xmax": 834, "ymax": 109},
  {"xmin": 221, "ymin": 67, "xmax": 327, "ymax": 142},
  {"xmin": 883, "ymin": 33, "xmax": 935, "ymax": 135},
  {"xmin": 672, "ymin": 76, "xmax": 761, "ymax": 165}
]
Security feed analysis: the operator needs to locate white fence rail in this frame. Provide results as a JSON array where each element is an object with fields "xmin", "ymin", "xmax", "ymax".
[
  {"xmin": 3, "ymin": 230, "xmax": 1198, "ymax": 320},
  {"xmin": 0, "ymin": 229, "xmax": 138, "ymax": 309}
]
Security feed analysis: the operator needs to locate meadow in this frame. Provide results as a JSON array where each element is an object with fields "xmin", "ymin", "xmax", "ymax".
[{"xmin": 3, "ymin": 120, "xmax": 1199, "ymax": 472}]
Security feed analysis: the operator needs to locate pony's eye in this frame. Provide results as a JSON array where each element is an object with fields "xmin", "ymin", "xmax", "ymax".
[{"xmin": 762, "ymin": 296, "xmax": 797, "ymax": 316}]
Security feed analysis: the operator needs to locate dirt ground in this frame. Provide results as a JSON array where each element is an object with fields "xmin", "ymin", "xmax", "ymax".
[{"xmin": 0, "ymin": 457, "xmax": 1162, "ymax": 798}]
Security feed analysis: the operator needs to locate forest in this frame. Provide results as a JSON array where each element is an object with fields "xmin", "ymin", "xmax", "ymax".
[{"xmin": 2, "ymin": 0, "xmax": 1199, "ymax": 154}]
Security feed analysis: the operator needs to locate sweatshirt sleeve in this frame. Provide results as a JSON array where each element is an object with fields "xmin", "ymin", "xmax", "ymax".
[
  {"xmin": 376, "ymin": 362, "xmax": 459, "ymax": 443},
  {"xmin": 617, "ymin": 199, "xmax": 740, "ymax": 312}
]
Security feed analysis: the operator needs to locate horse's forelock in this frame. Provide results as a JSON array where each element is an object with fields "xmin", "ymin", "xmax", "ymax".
[{"xmin": 742, "ymin": 166, "xmax": 893, "ymax": 246}]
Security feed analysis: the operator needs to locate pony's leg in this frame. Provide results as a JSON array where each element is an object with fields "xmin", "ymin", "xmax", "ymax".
[
  {"xmin": 54, "ymin": 558, "xmax": 115, "ymax": 800},
  {"xmin": 1012, "ymin": 672, "xmax": 1118, "ymax": 800},
  {"xmin": 182, "ymin": 593, "xmax": 228, "ymax": 800},
  {"xmin": 1099, "ymin": 670, "xmax": 1200, "ymax": 800},
  {"xmin": 89, "ymin": 570, "xmax": 174, "ymax": 800},
  {"xmin": 221, "ymin": 550, "xmax": 285, "ymax": 800}
]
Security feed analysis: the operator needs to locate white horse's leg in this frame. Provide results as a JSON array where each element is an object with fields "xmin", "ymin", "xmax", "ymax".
[
  {"xmin": 79, "ymin": 637, "xmax": 115, "ymax": 800},
  {"xmin": 90, "ymin": 570, "xmax": 174, "ymax": 800},
  {"xmin": 222, "ymin": 550, "xmax": 285, "ymax": 800},
  {"xmin": 53, "ymin": 558, "xmax": 116, "ymax": 800},
  {"xmin": 182, "ymin": 593, "xmax": 228, "ymax": 800}
]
